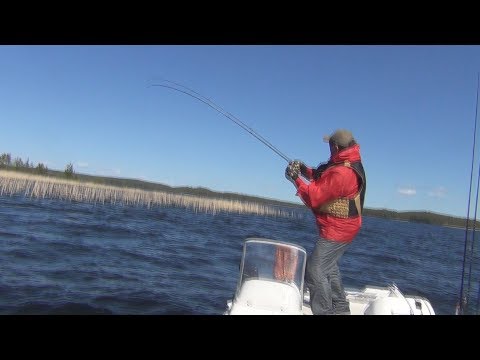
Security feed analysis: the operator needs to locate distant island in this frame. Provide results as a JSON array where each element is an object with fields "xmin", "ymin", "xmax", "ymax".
[{"xmin": 0, "ymin": 153, "xmax": 478, "ymax": 230}]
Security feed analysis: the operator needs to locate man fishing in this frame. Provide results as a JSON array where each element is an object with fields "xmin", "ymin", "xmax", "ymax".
[{"xmin": 284, "ymin": 129, "xmax": 366, "ymax": 315}]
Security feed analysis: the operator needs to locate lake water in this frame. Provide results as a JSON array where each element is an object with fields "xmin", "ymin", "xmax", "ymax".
[{"xmin": 0, "ymin": 195, "xmax": 476, "ymax": 315}]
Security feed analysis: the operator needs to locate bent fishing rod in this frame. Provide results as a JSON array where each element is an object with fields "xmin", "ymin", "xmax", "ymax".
[
  {"xmin": 148, "ymin": 79, "xmax": 292, "ymax": 163},
  {"xmin": 458, "ymin": 72, "xmax": 480, "ymax": 315}
]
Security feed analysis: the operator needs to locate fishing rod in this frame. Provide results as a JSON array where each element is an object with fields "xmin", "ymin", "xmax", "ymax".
[
  {"xmin": 458, "ymin": 73, "xmax": 480, "ymax": 315},
  {"xmin": 148, "ymin": 79, "xmax": 292, "ymax": 163}
]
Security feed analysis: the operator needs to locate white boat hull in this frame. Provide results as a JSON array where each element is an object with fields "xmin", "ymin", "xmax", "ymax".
[
  {"xmin": 225, "ymin": 238, "xmax": 435, "ymax": 315},
  {"xmin": 302, "ymin": 285, "xmax": 435, "ymax": 315}
]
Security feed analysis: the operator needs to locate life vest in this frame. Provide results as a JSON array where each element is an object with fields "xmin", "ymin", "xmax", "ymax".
[{"xmin": 315, "ymin": 160, "xmax": 366, "ymax": 219}]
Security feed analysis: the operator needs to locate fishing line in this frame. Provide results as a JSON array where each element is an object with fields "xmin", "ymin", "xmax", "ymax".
[{"xmin": 148, "ymin": 79, "xmax": 292, "ymax": 163}]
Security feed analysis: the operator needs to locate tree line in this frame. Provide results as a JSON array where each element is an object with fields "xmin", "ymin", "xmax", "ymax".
[{"xmin": 0, "ymin": 153, "xmax": 74, "ymax": 178}]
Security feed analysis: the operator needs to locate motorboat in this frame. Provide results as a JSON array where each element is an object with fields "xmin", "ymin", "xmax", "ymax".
[{"xmin": 225, "ymin": 237, "xmax": 435, "ymax": 315}]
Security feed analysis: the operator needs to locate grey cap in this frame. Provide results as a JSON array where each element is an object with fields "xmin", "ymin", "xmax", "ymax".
[{"xmin": 323, "ymin": 129, "xmax": 355, "ymax": 147}]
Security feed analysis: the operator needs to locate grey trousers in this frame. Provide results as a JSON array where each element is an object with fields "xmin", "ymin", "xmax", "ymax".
[{"xmin": 305, "ymin": 237, "xmax": 350, "ymax": 315}]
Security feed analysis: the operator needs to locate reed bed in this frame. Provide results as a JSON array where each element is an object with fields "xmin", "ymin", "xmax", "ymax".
[{"xmin": 0, "ymin": 170, "xmax": 297, "ymax": 218}]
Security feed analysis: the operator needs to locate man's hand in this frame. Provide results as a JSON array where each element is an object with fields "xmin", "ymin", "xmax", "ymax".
[
  {"xmin": 285, "ymin": 161, "xmax": 300, "ymax": 183},
  {"xmin": 291, "ymin": 159, "xmax": 308, "ymax": 178},
  {"xmin": 290, "ymin": 160, "xmax": 309, "ymax": 179}
]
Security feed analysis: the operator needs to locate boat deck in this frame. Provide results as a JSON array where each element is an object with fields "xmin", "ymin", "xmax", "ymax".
[{"xmin": 302, "ymin": 286, "xmax": 434, "ymax": 315}]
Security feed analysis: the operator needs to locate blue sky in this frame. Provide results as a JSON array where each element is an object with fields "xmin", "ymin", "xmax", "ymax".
[{"xmin": 1, "ymin": 45, "xmax": 479, "ymax": 218}]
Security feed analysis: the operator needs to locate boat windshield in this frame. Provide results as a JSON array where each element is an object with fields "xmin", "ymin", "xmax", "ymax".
[{"xmin": 236, "ymin": 238, "xmax": 307, "ymax": 297}]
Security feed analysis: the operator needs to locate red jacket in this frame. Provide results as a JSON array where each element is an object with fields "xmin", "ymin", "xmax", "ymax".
[{"xmin": 294, "ymin": 144, "xmax": 364, "ymax": 242}]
